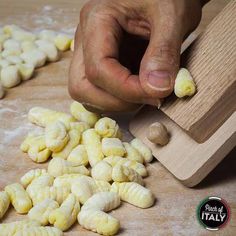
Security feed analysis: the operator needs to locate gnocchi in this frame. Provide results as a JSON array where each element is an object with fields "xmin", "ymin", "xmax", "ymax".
[
  {"xmin": 82, "ymin": 129, "xmax": 104, "ymax": 167},
  {"xmin": 20, "ymin": 168, "xmax": 47, "ymax": 188},
  {"xmin": 48, "ymin": 158, "xmax": 89, "ymax": 177},
  {"xmin": 102, "ymin": 138, "xmax": 126, "ymax": 157},
  {"xmin": 0, "ymin": 191, "xmax": 10, "ymax": 219},
  {"xmin": 28, "ymin": 199, "xmax": 59, "ymax": 226},
  {"xmin": 45, "ymin": 121, "xmax": 69, "ymax": 152},
  {"xmin": 49, "ymin": 193, "xmax": 80, "ymax": 231},
  {"xmin": 70, "ymin": 101, "xmax": 100, "ymax": 127},
  {"xmin": 71, "ymin": 176, "xmax": 111, "ymax": 204},
  {"xmin": 5, "ymin": 183, "xmax": 32, "ymax": 213},
  {"xmin": 111, "ymin": 182, "xmax": 155, "ymax": 208},
  {"xmin": 51, "ymin": 129, "xmax": 81, "ymax": 159},
  {"xmin": 78, "ymin": 192, "xmax": 120, "ymax": 236}
]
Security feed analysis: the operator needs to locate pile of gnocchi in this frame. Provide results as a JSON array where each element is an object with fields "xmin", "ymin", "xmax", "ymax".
[
  {"xmin": 0, "ymin": 25, "xmax": 74, "ymax": 98},
  {"xmin": 0, "ymin": 101, "xmax": 155, "ymax": 236}
]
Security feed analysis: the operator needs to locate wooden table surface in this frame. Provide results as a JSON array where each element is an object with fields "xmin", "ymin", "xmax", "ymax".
[{"xmin": 0, "ymin": 0, "xmax": 235, "ymax": 235}]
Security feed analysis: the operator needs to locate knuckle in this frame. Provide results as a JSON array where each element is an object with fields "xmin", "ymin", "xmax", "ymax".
[{"xmin": 80, "ymin": 0, "xmax": 107, "ymax": 24}]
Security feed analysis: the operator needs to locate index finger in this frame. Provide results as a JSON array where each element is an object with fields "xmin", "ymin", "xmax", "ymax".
[{"xmin": 81, "ymin": 10, "xmax": 161, "ymax": 107}]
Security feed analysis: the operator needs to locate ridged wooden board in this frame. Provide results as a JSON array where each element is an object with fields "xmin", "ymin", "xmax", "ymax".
[
  {"xmin": 130, "ymin": 1, "xmax": 236, "ymax": 186},
  {"xmin": 160, "ymin": 1, "xmax": 236, "ymax": 143},
  {"xmin": 130, "ymin": 106, "xmax": 236, "ymax": 187}
]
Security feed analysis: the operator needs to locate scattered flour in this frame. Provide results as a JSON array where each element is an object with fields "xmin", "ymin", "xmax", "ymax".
[
  {"xmin": 0, "ymin": 107, "xmax": 18, "ymax": 115},
  {"xmin": 0, "ymin": 4, "xmax": 76, "ymax": 36},
  {"xmin": 0, "ymin": 124, "xmax": 43, "ymax": 145},
  {"xmin": 43, "ymin": 5, "xmax": 53, "ymax": 11}
]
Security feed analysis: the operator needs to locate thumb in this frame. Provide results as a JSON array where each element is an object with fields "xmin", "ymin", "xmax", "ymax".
[{"xmin": 139, "ymin": 17, "xmax": 183, "ymax": 98}]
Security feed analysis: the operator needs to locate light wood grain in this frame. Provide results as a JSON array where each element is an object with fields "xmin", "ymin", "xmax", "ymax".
[
  {"xmin": 130, "ymin": 106, "xmax": 236, "ymax": 187},
  {"xmin": 0, "ymin": 0, "xmax": 235, "ymax": 235},
  {"xmin": 161, "ymin": 1, "xmax": 236, "ymax": 143}
]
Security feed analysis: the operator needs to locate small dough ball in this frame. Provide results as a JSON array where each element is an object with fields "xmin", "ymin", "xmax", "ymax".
[
  {"xmin": 21, "ymin": 49, "xmax": 47, "ymax": 68},
  {"xmin": 0, "ymin": 82, "xmax": 5, "ymax": 99},
  {"xmin": 54, "ymin": 34, "xmax": 72, "ymax": 51},
  {"xmin": 35, "ymin": 40, "xmax": 59, "ymax": 62},
  {"xmin": 17, "ymin": 63, "xmax": 35, "ymax": 81},
  {"xmin": 5, "ymin": 55, "xmax": 23, "ymax": 64},
  {"xmin": 91, "ymin": 161, "xmax": 113, "ymax": 182},
  {"xmin": 38, "ymin": 30, "xmax": 57, "ymax": 42},
  {"xmin": 147, "ymin": 122, "xmax": 169, "ymax": 146},
  {"xmin": 21, "ymin": 41, "xmax": 37, "ymax": 52},
  {"xmin": 1, "ymin": 65, "xmax": 21, "ymax": 88}
]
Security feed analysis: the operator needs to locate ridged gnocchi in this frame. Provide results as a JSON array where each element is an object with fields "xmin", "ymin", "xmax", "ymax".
[
  {"xmin": 78, "ymin": 192, "xmax": 120, "ymax": 236},
  {"xmin": 49, "ymin": 193, "xmax": 80, "ymax": 231},
  {"xmin": 20, "ymin": 133, "xmax": 51, "ymax": 163},
  {"xmin": 52, "ymin": 129, "xmax": 81, "ymax": 159},
  {"xmin": 111, "ymin": 182, "xmax": 155, "ymax": 208},
  {"xmin": 28, "ymin": 106, "xmax": 76, "ymax": 129},
  {"xmin": 14, "ymin": 226, "xmax": 63, "ymax": 236},
  {"xmin": 48, "ymin": 158, "xmax": 89, "ymax": 177},
  {"xmin": 102, "ymin": 138, "xmax": 126, "ymax": 157},
  {"xmin": 45, "ymin": 121, "xmax": 69, "ymax": 152},
  {"xmin": 71, "ymin": 176, "xmax": 111, "ymax": 204},
  {"xmin": 30, "ymin": 186, "xmax": 71, "ymax": 205},
  {"xmin": 28, "ymin": 199, "xmax": 59, "ymax": 225},
  {"xmin": 70, "ymin": 101, "xmax": 100, "ymax": 127},
  {"xmin": 130, "ymin": 138, "xmax": 153, "ymax": 163},
  {"xmin": 112, "ymin": 164, "xmax": 144, "ymax": 186},
  {"xmin": 20, "ymin": 169, "xmax": 47, "ymax": 188},
  {"xmin": 0, "ymin": 191, "xmax": 10, "ymax": 219},
  {"xmin": 103, "ymin": 156, "xmax": 148, "ymax": 177},
  {"xmin": 82, "ymin": 129, "xmax": 104, "ymax": 167},
  {"xmin": 5, "ymin": 183, "xmax": 32, "ymax": 213},
  {"xmin": 0, "ymin": 220, "xmax": 40, "ymax": 236}
]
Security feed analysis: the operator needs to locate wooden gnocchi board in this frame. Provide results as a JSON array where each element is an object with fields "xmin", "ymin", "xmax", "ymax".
[{"xmin": 130, "ymin": 1, "xmax": 236, "ymax": 187}]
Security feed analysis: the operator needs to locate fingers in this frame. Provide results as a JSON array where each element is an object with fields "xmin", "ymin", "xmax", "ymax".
[
  {"xmin": 80, "ymin": 9, "xmax": 161, "ymax": 106},
  {"xmin": 69, "ymin": 26, "xmax": 140, "ymax": 112},
  {"xmin": 139, "ymin": 5, "xmax": 184, "ymax": 98}
]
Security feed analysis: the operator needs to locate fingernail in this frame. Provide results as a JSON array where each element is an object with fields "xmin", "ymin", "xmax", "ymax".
[{"xmin": 147, "ymin": 71, "xmax": 171, "ymax": 91}]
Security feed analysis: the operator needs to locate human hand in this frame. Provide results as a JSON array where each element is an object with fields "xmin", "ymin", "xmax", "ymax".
[{"xmin": 69, "ymin": 0, "xmax": 205, "ymax": 112}]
